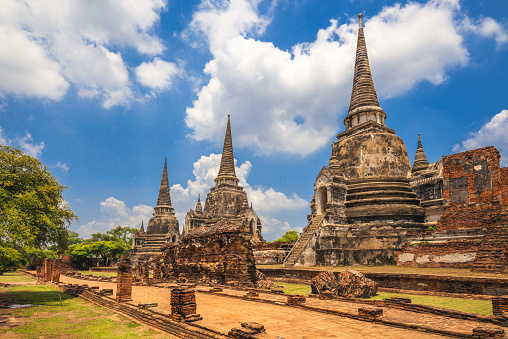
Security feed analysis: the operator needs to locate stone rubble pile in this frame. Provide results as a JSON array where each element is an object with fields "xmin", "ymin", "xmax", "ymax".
[
  {"xmin": 311, "ymin": 270, "xmax": 378, "ymax": 298},
  {"xmin": 228, "ymin": 322, "xmax": 265, "ymax": 339}
]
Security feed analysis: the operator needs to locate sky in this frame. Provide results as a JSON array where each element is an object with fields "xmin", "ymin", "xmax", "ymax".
[{"xmin": 1, "ymin": 0, "xmax": 507, "ymax": 242}]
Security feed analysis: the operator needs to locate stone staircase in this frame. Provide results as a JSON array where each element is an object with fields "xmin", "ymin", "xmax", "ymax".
[
  {"xmin": 471, "ymin": 221, "xmax": 508, "ymax": 273},
  {"xmin": 283, "ymin": 215, "xmax": 325, "ymax": 267}
]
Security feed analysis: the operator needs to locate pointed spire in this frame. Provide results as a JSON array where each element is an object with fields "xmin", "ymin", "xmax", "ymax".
[
  {"xmin": 214, "ymin": 115, "xmax": 240, "ymax": 186},
  {"xmin": 140, "ymin": 220, "xmax": 145, "ymax": 233},
  {"xmin": 412, "ymin": 133, "xmax": 430, "ymax": 175},
  {"xmin": 155, "ymin": 158, "xmax": 174, "ymax": 212},
  {"xmin": 344, "ymin": 13, "xmax": 386, "ymax": 131},
  {"xmin": 195, "ymin": 194, "xmax": 202, "ymax": 214}
]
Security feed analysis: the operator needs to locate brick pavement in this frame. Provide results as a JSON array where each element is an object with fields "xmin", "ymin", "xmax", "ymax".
[{"xmin": 60, "ymin": 276, "xmax": 506, "ymax": 338}]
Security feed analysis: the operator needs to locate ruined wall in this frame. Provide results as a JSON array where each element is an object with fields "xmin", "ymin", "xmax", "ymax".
[
  {"xmin": 438, "ymin": 147, "xmax": 505, "ymax": 230},
  {"xmin": 142, "ymin": 219, "xmax": 257, "ymax": 287},
  {"xmin": 501, "ymin": 167, "xmax": 508, "ymax": 205},
  {"xmin": 397, "ymin": 240, "xmax": 479, "ymax": 268}
]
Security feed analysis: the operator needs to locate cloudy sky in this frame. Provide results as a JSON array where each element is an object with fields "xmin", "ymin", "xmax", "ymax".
[{"xmin": 1, "ymin": 0, "xmax": 507, "ymax": 241}]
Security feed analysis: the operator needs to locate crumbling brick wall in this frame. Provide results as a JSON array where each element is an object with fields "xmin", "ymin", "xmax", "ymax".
[
  {"xmin": 397, "ymin": 240, "xmax": 479, "ymax": 268},
  {"xmin": 501, "ymin": 167, "xmax": 508, "ymax": 205},
  {"xmin": 438, "ymin": 147, "xmax": 506, "ymax": 230},
  {"xmin": 42, "ymin": 258, "xmax": 61, "ymax": 283},
  {"xmin": 146, "ymin": 219, "xmax": 257, "ymax": 287}
]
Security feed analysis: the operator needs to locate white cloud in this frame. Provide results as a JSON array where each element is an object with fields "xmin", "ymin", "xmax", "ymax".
[
  {"xmin": 185, "ymin": 0, "xmax": 502, "ymax": 156},
  {"xmin": 0, "ymin": 126, "xmax": 45, "ymax": 158},
  {"xmin": 460, "ymin": 16, "xmax": 508, "ymax": 46},
  {"xmin": 259, "ymin": 215, "xmax": 303, "ymax": 235},
  {"xmin": 0, "ymin": 0, "xmax": 176, "ymax": 107},
  {"xmin": 78, "ymin": 197, "xmax": 153, "ymax": 237},
  {"xmin": 453, "ymin": 109, "xmax": 508, "ymax": 166},
  {"xmin": 135, "ymin": 58, "xmax": 182, "ymax": 91},
  {"xmin": 55, "ymin": 161, "xmax": 69, "ymax": 173},
  {"xmin": 170, "ymin": 153, "xmax": 308, "ymax": 235}
]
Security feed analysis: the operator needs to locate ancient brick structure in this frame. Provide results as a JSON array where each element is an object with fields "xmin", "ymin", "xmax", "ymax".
[
  {"xmin": 116, "ymin": 257, "xmax": 133, "ymax": 302},
  {"xmin": 492, "ymin": 297, "xmax": 508, "ymax": 318},
  {"xmin": 159, "ymin": 219, "xmax": 257, "ymax": 286},
  {"xmin": 284, "ymin": 13, "xmax": 508, "ymax": 270},
  {"xmin": 285, "ymin": 14, "xmax": 426, "ymax": 267},
  {"xmin": 127, "ymin": 159, "xmax": 180, "ymax": 264},
  {"xmin": 170, "ymin": 285, "xmax": 202, "ymax": 322},
  {"xmin": 184, "ymin": 116, "xmax": 263, "ymax": 243},
  {"xmin": 438, "ymin": 147, "xmax": 506, "ymax": 230},
  {"xmin": 41, "ymin": 258, "xmax": 62, "ymax": 283}
]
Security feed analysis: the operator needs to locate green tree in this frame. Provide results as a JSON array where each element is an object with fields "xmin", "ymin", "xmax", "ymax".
[
  {"xmin": 274, "ymin": 230, "xmax": 299, "ymax": 243},
  {"xmin": 0, "ymin": 145, "xmax": 78, "ymax": 248},
  {"xmin": 0, "ymin": 246, "xmax": 26, "ymax": 273},
  {"xmin": 106, "ymin": 226, "xmax": 138, "ymax": 245},
  {"xmin": 21, "ymin": 247, "xmax": 57, "ymax": 270}
]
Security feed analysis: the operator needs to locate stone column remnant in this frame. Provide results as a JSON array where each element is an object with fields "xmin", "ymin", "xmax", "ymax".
[
  {"xmin": 170, "ymin": 285, "xmax": 202, "ymax": 322},
  {"xmin": 51, "ymin": 259, "xmax": 62, "ymax": 283},
  {"xmin": 116, "ymin": 257, "xmax": 133, "ymax": 302}
]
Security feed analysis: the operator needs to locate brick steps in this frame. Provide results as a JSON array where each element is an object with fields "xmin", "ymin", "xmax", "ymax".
[{"xmin": 284, "ymin": 215, "xmax": 325, "ymax": 267}]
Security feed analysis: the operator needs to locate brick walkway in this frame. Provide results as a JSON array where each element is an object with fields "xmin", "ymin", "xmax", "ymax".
[{"xmin": 60, "ymin": 276, "xmax": 507, "ymax": 338}]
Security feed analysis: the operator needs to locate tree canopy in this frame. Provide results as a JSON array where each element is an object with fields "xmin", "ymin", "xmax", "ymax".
[
  {"xmin": 274, "ymin": 230, "xmax": 299, "ymax": 243},
  {"xmin": 0, "ymin": 145, "xmax": 77, "ymax": 247}
]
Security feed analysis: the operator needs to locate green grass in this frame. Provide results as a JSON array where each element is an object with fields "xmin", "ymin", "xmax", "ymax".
[
  {"xmin": 272, "ymin": 282, "xmax": 492, "ymax": 315},
  {"xmin": 0, "ymin": 285, "xmax": 173, "ymax": 338},
  {"xmin": 78, "ymin": 271, "xmax": 117, "ymax": 278},
  {"xmin": 0, "ymin": 272, "xmax": 34, "ymax": 283},
  {"xmin": 369, "ymin": 292, "xmax": 493, "ymax": 316},
  {"xmin": 256, "ymin": 265, "xmax": 508, "ymax": 279},
  {"xmin": 274, "ymin": 282, "xmax": 312, "ymax": 295}
]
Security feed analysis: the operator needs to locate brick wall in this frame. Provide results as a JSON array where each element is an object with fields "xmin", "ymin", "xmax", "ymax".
[
  {"xmin": 438, "ymin": 146, "xmax": 505, "ymax": 230},
  {"xmin": 396, "ymin": 240, "xmax": 479, "ymax": 268},
  {"xmin": 116, "ymin": 258, "xmax": 133, "ymax": 302},
  {"xmin": 501, "ymin": 167, "xmax": 508, "ymax": 205}
]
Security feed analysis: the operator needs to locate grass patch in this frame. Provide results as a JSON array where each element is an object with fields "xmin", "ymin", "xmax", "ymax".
[
  {"xmin": 0, "ymin": 285, "xmax": 173, "ymax": 338},
  {"xmin": 274, "ymin": 282, "xmax": 312, "ymax": 295},
  {"xmin": 0, "ymin": 272, "xmax": 34, "ymax": 283},
  {"xmin": 78, "ymin": 271, "xmax": 117, "ymax": 278},
  {"xmin": 271, "ymin": 282, "xmax": 492, "ymax": 315},
  {"xmin": 368, "ymin": 292, "xmax": 493, "ymax": 316}
]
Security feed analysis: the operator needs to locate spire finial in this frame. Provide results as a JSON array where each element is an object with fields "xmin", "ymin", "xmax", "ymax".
[
  {"xmin": 156, "ymin": 158, "xmax": 173, "ymax": 209},
  {"xmin": 198, "ymin": 194, "xmax": 201, "ymax": 202},
  {"xmin": 140, "ymin": 220, "xmax": 145, "ymax": 232},
  {"xmin": 344, "ymin": 11, "xmax": 386, "ymax": 131},
  {"xmin": 412, "ymin": 133, "xmax": 430, "ymax": 174},
  {"xmin": 215, "ymin": 115, "xmax": 239, "ymax": 186}
]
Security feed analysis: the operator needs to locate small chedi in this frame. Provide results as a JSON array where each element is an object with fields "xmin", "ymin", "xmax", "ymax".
[
  {"xmin": 127, "ymin": 159, "xmax": 180, "ymax": 264},
  {"xmin": 284, "ymin": 13, "xmax": 508, "ymax": 271},
  {"xmin": 135, "ymin": 218, "xmax": 257, "ymax": 287}
]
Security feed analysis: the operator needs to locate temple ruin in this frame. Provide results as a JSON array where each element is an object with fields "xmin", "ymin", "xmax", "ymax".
[
  {"xmin": 284, "ymin": 13, "xmax": 508, "ymax": 270},
  {"xmin": 184, "ymin": 115, "xmax": 263, "ymax": 243},
  {"xmin": 127, "ymin": 159, "xmax": 180, "ymax": 264}
]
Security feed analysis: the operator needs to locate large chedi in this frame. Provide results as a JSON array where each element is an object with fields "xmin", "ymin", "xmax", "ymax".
[
  {"xmin": 184, "ymin": 115, "xmax": 263, "ymax": 242},
  {"xmin": 128, "ymin": 159, "xmax": 180, "ymax": 264},
  {"xmin": 284, "ymin": 14, "xmax": 426, "ymax": 267}
]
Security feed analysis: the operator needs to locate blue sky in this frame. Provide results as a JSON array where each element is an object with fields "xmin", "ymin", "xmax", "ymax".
[{"xmin": 1, "ymin": 0, "xmax": 507, "ymax": 241}]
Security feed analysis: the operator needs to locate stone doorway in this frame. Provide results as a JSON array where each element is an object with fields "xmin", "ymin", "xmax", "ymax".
[{"xmin": 317, "ymin": 186, "xmax": 327, "ymax": 215}]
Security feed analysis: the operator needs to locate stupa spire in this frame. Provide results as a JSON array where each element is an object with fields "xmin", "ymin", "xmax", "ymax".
[
  {"xmin": 195, "ymin": 194, "xmax": 202, "ymax": 214},
  {"xmin": 140, "ymin": 220, "xmax": 144, "ymax": 233},
  {"xmin": 344, "ymin": 13, "xmax": 386, "ymax": 131},
  {"xmin": 215, "ymin": 115, "xmax": 240, "ymax": 186},
  {"xmin": 155, "ymin": 158, "xmax": 173, "ymax": 212},
  {"xmin": 412, "ymin": 133, "xmax": 430, "ymax": 174}
]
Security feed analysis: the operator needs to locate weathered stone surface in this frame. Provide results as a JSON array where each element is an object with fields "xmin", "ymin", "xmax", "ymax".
[
  {"xmin": 136, "ymin": 219, "xmax": 257, "ymax": 287},
  {"xmin": 310, "ymin": 270, "xmax": 378, "ymax": 298},
  {"xmin": 128, "ymin": 159, "xmax": 180, "ymax": 264},
  {"xmin": 184, "ymin": 116, "xmax": 263, "ymax": 243},
  {"xmin": 336, "ymin": 270, "xmax": 378, "ymax": 298}
]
